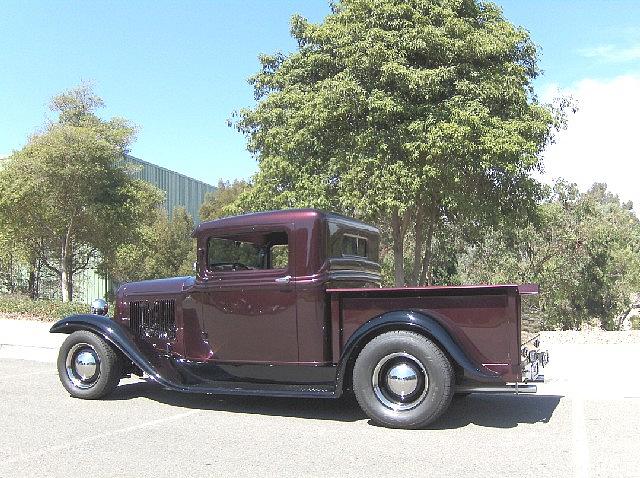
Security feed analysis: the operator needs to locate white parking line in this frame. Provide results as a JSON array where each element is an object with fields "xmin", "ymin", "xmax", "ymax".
[{"xmin": 2, "ymin": 409, "xmax": 201, "ymax": 465}]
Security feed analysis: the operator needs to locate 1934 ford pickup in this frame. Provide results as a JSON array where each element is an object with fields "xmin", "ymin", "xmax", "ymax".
[{"xmin": 51, "ymin": 209, "xmax": 547, "ymax": 429}]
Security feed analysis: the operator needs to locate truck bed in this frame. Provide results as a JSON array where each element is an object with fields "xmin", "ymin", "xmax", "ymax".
[{"xmin": 328, "ymin": 284, "xmax": 539, "ymax": 383}]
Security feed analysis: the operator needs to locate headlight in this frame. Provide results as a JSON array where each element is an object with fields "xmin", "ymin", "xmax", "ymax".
[{"xmin": 90, "ymin": 298, "xmax": 109, "ymax": 316}]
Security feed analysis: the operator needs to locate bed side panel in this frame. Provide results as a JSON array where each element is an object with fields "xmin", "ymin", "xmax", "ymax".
[{"xmin": 336, "ymin": 289, "xmax": 520, "ymax": 381}]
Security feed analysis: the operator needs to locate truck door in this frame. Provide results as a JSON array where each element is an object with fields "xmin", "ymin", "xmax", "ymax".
[{"xmin": 194, "ymin": 225, "xmax": 298, "ymax": 363}]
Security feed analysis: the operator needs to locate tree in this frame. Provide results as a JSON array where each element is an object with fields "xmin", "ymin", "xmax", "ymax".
[
  {"xmin": 0, "ymin": 228, "xmax": 43, "ymax": 298},
  {"xmin": 109, "ymin": 207, "xmax": 195, "ymax": 282},
  {"xmin": 232, "ymin": 0, "xmax": 561, "ymax": 286},
  {"xmin": 0, "ymin": 225, "xmax": 20, "ymax": 293},
  {"xmin": 200, "ymin": 179, "xmax": 251, "ymax": 221},
  {"xmin": 0, "ymin": 84, "xmax": 163, "ymax": 301},
  {"xmin": 458, "ymin": 181, "xmax": 640, "ymax": 330}
]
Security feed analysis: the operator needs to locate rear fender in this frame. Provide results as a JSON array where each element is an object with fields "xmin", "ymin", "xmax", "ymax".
[{"xmin": 335, "ymin": 310, "xmax": 503, "ymax": 393}]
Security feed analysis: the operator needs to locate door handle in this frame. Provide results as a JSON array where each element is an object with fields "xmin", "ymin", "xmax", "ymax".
[{"xmin": 275, "ymin": 275, "xmax": 292, "ymax": 284}]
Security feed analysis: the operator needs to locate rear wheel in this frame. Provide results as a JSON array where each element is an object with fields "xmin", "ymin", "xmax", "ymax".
[
  {"xmin": 353, "ymin": 330, "xmax": 454, "ymax": 429},
  {"xmin": 57, "ymin": 330, "xmax": 121, "ymax": 399}
]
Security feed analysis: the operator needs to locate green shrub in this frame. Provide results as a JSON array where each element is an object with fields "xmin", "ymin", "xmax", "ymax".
[
  {"xmin": 631, "ymin": 315, "xmax": 640, "ymax": 330},
  {"xmin": 0, "ymin": 293, "xmax": 90, "ymax": 321}
]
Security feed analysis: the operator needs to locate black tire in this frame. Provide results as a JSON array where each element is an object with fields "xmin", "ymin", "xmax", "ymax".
[
  {"xmin": 353, "ymin": 330, "xmax": 454, "ymax": 429},
  {"xmin": 57, "ymin": 330, "xmax": 121, "ymax": 399}
]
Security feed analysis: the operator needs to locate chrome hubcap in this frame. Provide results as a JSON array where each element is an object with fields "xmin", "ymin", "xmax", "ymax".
[
  {"xmin": 386, "ymin": 363, "xmax": 419, "ymax": 397},
  {"xmin": 373, "ymin": 353, "xmax": 428, "ymax": 411},
  {"xmin": 66, "ymin": 343, "xmax": 100, "ymax": 389},
  {"xmin": 75, "ymin": 351, "xmax": 98, "ymax": 380}
]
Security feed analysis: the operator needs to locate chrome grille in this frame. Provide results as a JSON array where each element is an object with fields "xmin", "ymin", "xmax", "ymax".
[{"xmin": 129, "ymin": 299, "xmax": 176, "ymax": 340}]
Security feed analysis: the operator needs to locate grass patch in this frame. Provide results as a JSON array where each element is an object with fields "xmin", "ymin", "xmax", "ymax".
[{"xmin": 0, "ymin": 294, "xmax": 90, "ymax": 321}]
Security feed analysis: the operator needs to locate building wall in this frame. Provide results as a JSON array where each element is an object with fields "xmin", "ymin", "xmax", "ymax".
[{"xmin": 125, "ymin": 155, "xmax": 215, "ymax": 224}]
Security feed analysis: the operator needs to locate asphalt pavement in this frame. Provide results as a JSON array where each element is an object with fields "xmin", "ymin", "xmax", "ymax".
[{"xmin": 0, "ymin": 320, "xmax": 639, "ymax": 477}]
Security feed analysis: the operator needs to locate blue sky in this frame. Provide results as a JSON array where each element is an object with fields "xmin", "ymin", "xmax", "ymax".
[{"xmin": 2, "ymin": 1, "xmax": 639, "ymax": 206}]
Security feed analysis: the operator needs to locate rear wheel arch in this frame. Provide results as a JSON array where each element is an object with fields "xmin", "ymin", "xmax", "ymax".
[
  {"xmin": 337, "ymin": 309, "xmax": 499, "ymax": 394},
  {"xmin": 339, "ymin": 314, "xmax": 459, "ymax": 393}
]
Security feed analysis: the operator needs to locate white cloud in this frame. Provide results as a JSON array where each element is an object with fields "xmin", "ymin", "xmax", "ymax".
[
  {"xmin": 580, "ymin": 44, "xmax": 640, "ymax": 62},
  {"xmin": 540, "ymin": 75, "xmax": 640, "ymax": 212}
]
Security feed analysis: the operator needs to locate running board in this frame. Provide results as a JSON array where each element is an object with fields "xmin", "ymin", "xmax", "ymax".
[
  {"xmin": 148, "ymin": 375, "xmax": 339, "ymax": 398},
  {"xmin": 456, "ymin": 384, "xmax": 537, "ymax": 394}
]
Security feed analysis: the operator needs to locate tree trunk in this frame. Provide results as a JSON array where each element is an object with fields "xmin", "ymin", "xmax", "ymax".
[
  {"xmin": 26, "ymin": 253, "xmax": 41, "ymax": 299},
  {"xmin": 419, "ymin": 207, "xmax": 437, "ymax": 286},
  {"xmin": 410, "ymin": 205, "xmax": 425, "ymax": 286},
  {"xmin": 27, "ymin": 269, "xmax": 36, "ymax": 299},
  {"xmin": 391, "ymin": 209, "xmax": 413, "ymax": 287},
  {"xmin": 7, "ymin": 250, "xmax": 15, "ymax": 293},
  {"xmin": 391, "ymin": 211, "xmax": 404, "ymax": 286},
  {"xmin": 61, "ymin": 262, "xmax": 72, "ymax": 302},
  {"xmin": 60, "ymin": 236, "xmax": 74, "ymax": 302}
]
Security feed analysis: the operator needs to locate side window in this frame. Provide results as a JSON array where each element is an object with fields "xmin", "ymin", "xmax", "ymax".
[
  {"xmin": 207, "ymin": 231, "xmax": 288, "ymax": 272},
  {"xmin": 208, "ymin": 238, "xmax": 263, "ymax": 270}
]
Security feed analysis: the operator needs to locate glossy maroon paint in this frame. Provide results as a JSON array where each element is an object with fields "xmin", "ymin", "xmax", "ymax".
[
  {"xmin": 116, "ymin": 276, "xmax": 194, "ymax": 357},
  {"xmin": 328, "ymin": 286, "xmax": 525, "ymax": 382},
  {"xmin": 115, "ymin": 209, "xmax": 531, "ymax": 383},
  {"xmin": 187, "ymin": 209, "xmax": 380, "ymax": 365},
  {"xmin": 190, "ymin": 219, "xmax": 298, "ymax": 363}
]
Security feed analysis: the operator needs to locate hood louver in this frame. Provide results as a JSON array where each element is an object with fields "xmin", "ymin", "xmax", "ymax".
[{"xmin": 129, "ymin": 299, "xmax": 176, "ymax": 340}]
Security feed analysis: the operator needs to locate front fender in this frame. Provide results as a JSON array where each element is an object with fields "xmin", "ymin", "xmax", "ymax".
[
  {"xmin": 335, "ymin": 310, "xmax": 503, "ymax": 393},
  {"xmin": 50, "ymin": 314, "xmax": 187, "ymax": 388}
]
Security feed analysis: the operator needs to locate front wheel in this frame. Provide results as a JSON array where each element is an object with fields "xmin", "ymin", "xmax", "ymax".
[
  {"xmin": 57, "ymin": 330, "xmax": 121, "ymax": 399},
  {"xmin": 353, "ymin": 331, "xmax": 454, "ymax": 429}
]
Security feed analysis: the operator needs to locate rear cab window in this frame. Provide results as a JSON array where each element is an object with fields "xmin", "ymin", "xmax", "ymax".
[
  {"xmin": 341, "ymin": 234, "xmax": 368, "ymax": 257},
  {"xmin": 327, "ymin": 219, "xmax": 379, "ymax": 263}
]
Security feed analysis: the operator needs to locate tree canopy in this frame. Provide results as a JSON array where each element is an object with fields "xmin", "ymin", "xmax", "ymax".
[
  {"xmin": 0, "ymin": 84, "xmax": 163, "ymax": 301},
  {"xmin": 200, "ymin": 179, "xmax": 251, "ymax": 221},
  {"xmin": 233, "ymin": 0, "xmax": 561, "ymax": 285},
  {"xmin": 458, "ymin": 181, "xmax": 640, "ymax": 330},
  {"xmin": 109, "ymin": 206, "xmax": 195, "ymax": 283}
]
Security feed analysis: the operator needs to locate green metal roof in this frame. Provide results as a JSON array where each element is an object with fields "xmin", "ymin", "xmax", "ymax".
[{"xmin": 125, "ymin": 155, "xmax": 215, "ymax": 224}]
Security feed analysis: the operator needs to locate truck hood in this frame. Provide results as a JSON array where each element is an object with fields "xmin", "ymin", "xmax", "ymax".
[{"xmin": 119, "ymin": 276, "xmax": 195, "ymax": 297}]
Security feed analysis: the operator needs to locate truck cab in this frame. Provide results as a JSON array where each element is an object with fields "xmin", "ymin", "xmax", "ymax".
[
  {"xmin": 51, "ymin": 209, "xmax": 547, "ymax": 429},
  {"xmin": 188, "ymin": 209, "xmax": 380, "ymax": 364}
]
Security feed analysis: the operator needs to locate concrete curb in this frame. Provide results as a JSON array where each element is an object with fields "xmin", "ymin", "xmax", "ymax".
[{"xmin": 0, "ymin": 319, "xmax": 64, "ymax": 363}]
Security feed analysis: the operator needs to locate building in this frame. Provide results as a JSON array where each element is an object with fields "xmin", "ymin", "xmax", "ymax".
[
  {"xmin": 76, "ymin": 156, "xmax": 215, "ymax": 302},
  {"xmin": 125, "ymin": 155, "xmax": 215, "ymax": 224}
]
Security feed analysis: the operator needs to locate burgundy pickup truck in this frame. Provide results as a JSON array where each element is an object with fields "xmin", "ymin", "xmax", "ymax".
[{"xmin": 51, "ymin": 209, "xmax": 547, "ymax": 429}]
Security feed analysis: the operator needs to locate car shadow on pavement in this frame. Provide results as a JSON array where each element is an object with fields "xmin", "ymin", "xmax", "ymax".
[
  {"xmin": 107, "ymin": 380, "xmax": 367, "ymax": 423},
  {"xmin": 427, "ymin": 393, "xmax": 563, "ymax": 430},
  {"xmin": 106, "ymin": 380, "xmax": 563, "ymax": 429}
]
